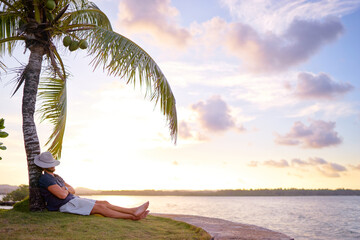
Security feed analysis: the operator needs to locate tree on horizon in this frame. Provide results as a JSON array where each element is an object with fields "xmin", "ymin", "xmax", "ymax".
[{"xmin": 0, "ymin": 0, "xmax": 177, "ymax": 211}]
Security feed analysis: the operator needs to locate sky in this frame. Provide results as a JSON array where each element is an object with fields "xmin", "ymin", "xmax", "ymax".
[{"xmin": 1, "ymin": 0, "xmax": 360, "ymax": 190}]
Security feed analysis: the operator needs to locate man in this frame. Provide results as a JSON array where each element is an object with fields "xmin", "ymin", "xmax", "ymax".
[{"xmin": 35, "ymin": 152, "xmax": 149, "ymax": 220}]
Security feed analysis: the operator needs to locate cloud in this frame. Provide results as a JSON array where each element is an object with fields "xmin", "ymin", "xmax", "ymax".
[
  {"xmin": 225, "ymin": 17, "xmax": 344, "ymax": 72},
  {"xmin": 116, "ymin": 0, "xmax": 347, "ymax": 73},
  {"xmin": 275, "ymin": 120, "xmax": 342, "ymax": 148},
  {"xmin": 327, "ymin": 163, "xmax": 347, "ymax": 172},
  {"xmin": 190, "ymin": 17, "xmax": 229, "ymax": 54},
  {"xmin": 256, "ymin": 157, "xmax": 347, "ymax": 178},
  {"xmin": 179, "ymin": 121, "xmax": 192, "ymax": 139},
  {"xmin": 286, "ymin": 101, "xmax": 358, "ymax": 119},
  {"xmin": 308, "ymin": 157, "xmax": 327, "ymax": 165},
  {"xmin": 192, "ymin": 95, "xmax": 237, "ymax": 132},
  {"xmin": 318, "ymin": 162, "xmax": 347, "ymax": 177},
  {"xmin": 179, "ymin": 96, "xmax": 247, "ymax": 140},
  {"xmin": 178, "ymin": 120, "xmax": 209, "ymax": 142},
  {"xmin": 263, "ymin": 159, "xmax": 290, "ymax": 168},
  {"xmin": 220, "ymin": 0, "xmax": 360, "ymax": 33},
  {"xmin": 299, "ymin": 157, "xmax": 347, "ymax": 178},
  {"xmin": 117, "ymin": 0, "xmax": 191, "ymax": 48},
  {"xmin": 291, "ymin": 158, "xmax": 310, "ymax": 166},
  {"xmin": 349, "ymin": 164, "xmax": 360, "ymax": 171},
  {"xmin": 247, "ymin": 161, "xmax": 259, "ymax": 167},
  {"xmin": 294, "ymin": 72, "xmax": 354, "ymax": 99}
]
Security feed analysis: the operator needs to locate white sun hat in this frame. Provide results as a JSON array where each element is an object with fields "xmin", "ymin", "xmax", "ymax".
[{"xmin": 34, "ymin": 152, "xmax": 60, "ymax": 168}]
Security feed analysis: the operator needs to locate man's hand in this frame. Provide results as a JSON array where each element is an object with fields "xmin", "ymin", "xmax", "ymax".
[
  {"xmin": 48, "ymin": 185, "xmax": 69, "ymax": 199},
  {"xmin": 64, "ymin": 183, "xmax": 75, "ymax": 194}
]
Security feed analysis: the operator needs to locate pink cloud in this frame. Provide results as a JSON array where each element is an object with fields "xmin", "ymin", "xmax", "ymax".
[
  {"xmin": 225, "ymin": 17, "xmax": 343, "ymax": 72},
  {"xmin": 294, "ymin": 72, "xmax": 354, "ymax": 99},
  {"xmin": 247, "ymin": 161, "xmax": 259, "ymax": 167},
  {"xmin": 118, "ymin": 0, "xmax": 191, "ymax": 48},
  {"xmin": 291, "ymin": 158, "xmax": 310, "ymax": 166},
  {"xmin": 308, "ymin": 157, "xmax": 327, "ymax": 165},
  {"xmin": 192, "ymin": 95, "xmax": 236, "ymax": 132},
  {"xmin": 302, "ymin": 157, "xmax": 347, "ymax": 178},
  {"xmin": 178, "ymin": 120, "xmax": 209, "ymax": 142},
  {"xmin": 263, "ymin": 159, "xmax": 290, "ymax": 168},
  {"xmin": 350, "ymin": 164, "xmax": 360, "ymax": 170},
  {"xmin": 275, "ymin": 120, "xmax": 342, "ymax": 148},
  {"xmin": 179, "ymin": 121, "xmax": 192, "ymax": 139},
  {"xmin": 263, "ymin": 157, "xmax": 348, "ymax": 178},
  {"xmin": 317, "ymin": 162, "xmax": 347, "ymax": 178}
]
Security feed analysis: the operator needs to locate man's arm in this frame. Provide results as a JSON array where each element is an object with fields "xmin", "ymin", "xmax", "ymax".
[
  {"xmin": 48, "ymin": 184, "xmax": 70, "ymax": 199},
  {"xmin": 64, "ymin": 182, "xmax": 75, "ymax": 194}
]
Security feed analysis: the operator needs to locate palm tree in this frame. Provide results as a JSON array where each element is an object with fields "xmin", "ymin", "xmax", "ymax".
[{"xmin": 0, "ymin": 0, "xmax": 177, "ymax": 211}]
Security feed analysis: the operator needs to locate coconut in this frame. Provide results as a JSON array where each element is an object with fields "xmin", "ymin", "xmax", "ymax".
[
  {"xmin": 46, "ymin": 0, "xmax": 56, "ymax": 11},
  {"xmin": 63, "ymin": 36, "xmax": 72, "ymax": 47},
  {"xmin": 69, "ymin": 40, "xmax": 79, "ymax": 51},
  {"xmin": 45, "ymin": 11, "xmax": 54, "ymax": 21},
  {"xmin": 79, "ymin": 39, "xmax": 88, "ymax": 49}
]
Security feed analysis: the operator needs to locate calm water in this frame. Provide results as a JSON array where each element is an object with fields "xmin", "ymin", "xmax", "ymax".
[
  {"xmin": 0, "ymin": 195, "xmax": 12, "ymax": 210},
  {"xmin": 1, "ymin": 195, "xmax": 359, "ymax": 239},
  {"xmin": 88, "ymin": 195, "xmax": 360, "ymax": 240}
]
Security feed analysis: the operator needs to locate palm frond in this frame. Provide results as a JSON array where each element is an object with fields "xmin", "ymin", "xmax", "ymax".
[
  {"xmin": 37, "ymin": 73, "xmax": 67, "ymax": 160},
  {"xmin": 61, "ymin": 7, "xmax": 112, "ymax": 31},
  {"xmin": 61, "ymin": 0, "xmax": 88, "ymax": 11},
  {"xmin": 36, "ymin": 46, "xmax": 70, "ymax": 160},
  {"xmin": 11, "ymin": 63, "xmax": 26, "ymax": 96},
  {"xmin": 47, "ymin": 42, "xmax": 66, "ymax": 80},
  {"xmin": 0, "ymin": 0, "xmax": 22, "ymax": 13},
  {"xmin": 0, "ymin": 11, "xmax": 24, "ymax": 55},
  {"xmin": 86, "ymin": 27, "xmax": 178, "ymax": 142},
  {"xmin": 0, "ymin": 59, "xmax": 5, "ymax": 71}
]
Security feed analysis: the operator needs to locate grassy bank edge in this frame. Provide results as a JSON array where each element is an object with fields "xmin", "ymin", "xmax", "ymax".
[{"xmin": 0, "ymin": 199, "xmax": 211, "ymax": 240}]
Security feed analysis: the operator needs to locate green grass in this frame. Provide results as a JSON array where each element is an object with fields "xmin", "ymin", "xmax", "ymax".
[{"xmin": 0, "ymin": 199, "xmax": 211, "ymax": 240}]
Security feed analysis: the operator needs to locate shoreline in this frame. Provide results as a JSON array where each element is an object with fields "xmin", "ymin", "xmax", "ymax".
[
  {"xmin": 152, "ymin": 213, "xmax": 294, "ymax": 240},
  {"xmin": 0, "ymin": 205, "xmax": 293, "ymax": 239}
]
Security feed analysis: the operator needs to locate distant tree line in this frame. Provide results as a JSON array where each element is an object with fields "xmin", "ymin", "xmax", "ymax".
[
  {"xmin": 97, "ymin": 188, "xmax": 360, "ymax": 197},
  {"xmin": 1, "ymin": 185, "xmax": 29, "ymax": 202}
]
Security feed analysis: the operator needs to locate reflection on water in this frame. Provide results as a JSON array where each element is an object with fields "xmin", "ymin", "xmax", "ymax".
[{"xmin": 89, "ymin": 195, "xmax": 360, "ymax": 240}]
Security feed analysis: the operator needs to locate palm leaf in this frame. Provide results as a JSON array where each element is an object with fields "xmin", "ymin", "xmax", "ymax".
[
  {"xmin": 36, "ymin": 46, "xmax": 70, "ymax": 160},
  {"xmin": 61, "ymin": 4, "xmax": 112, "ymax": 31},
  {"xmin": 37, "ymin": 73, "xmax": 67, "ymax": 160},
  {"xmin": 0, "ymin": 59, "xmax": 5, "ymax": 70},
  {"xmin": 85, "ymin": 27, "xmax": 178, "ymax": 142},
  {"xmin": 0, "ymin": 0, "xmax": 22, "ymax": 13},
  {"xmin": 0, "ymin": 11, "xmax": 24, "ymax": 55},
  {"xmin": 48, "ymin": 42, "xmax": 67, "ymax": 80}
]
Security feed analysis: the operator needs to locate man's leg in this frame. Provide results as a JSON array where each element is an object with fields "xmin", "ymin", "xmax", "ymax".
[
  {"xmin": 90, "ymin": 202, "xmax": 149, "ymax": 220},
  {"xmin": 96, "ymin": 200, "xmax": 149, "ymax": 217}
]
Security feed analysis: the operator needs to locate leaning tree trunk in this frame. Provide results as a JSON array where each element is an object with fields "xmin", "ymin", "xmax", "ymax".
[{"xmin": 22, "ymin": 45, "xmax": 45, "ymax": 211}]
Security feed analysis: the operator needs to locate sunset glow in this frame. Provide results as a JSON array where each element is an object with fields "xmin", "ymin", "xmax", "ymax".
[{"xmin": 1, "ymin": 0, "xmax": 360, "ymax": 190}]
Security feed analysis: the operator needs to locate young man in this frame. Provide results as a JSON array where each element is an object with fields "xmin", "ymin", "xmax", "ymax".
[{"xmin": 34, "ymin": 152, "xmax": 149, "ymax": 220}]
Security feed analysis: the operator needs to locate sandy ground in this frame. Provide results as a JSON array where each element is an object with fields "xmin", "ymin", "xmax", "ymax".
[{"xmin": 152, "ymin": 213, "xmax": 294, "ymax": 240}]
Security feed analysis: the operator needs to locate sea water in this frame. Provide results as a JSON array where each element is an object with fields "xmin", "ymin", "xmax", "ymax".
[{"xmin": 88, "ymin": 195, "xmax": 360, "ymax": 240}]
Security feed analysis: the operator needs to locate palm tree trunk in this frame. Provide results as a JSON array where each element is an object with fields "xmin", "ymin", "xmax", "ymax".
[{"xmin": 22, "ymin": 45, "xmax": 45, "ymax": 211}]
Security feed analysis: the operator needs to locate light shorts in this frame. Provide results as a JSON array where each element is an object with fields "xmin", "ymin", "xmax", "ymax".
[{"xmin": 59, "ymin": 197, "xmax": 96, "ymax": 216}]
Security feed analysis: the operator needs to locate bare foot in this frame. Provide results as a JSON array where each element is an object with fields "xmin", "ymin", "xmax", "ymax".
[
  {"xmin": 134, "ymin": 210, "xmax": 150, "ymax": 220},
  {"xmin": 141, "ymin": 210, "xmax": 150, "ymax": 219},
  {"xmin": 134, "ymin": 201, "xmax": 149, "ymax": 217}
]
